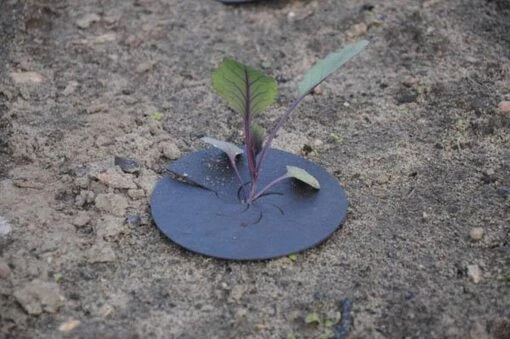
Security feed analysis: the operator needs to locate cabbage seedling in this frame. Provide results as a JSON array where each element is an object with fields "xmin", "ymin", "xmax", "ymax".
[
  {"xmin": 151, "ymin": 40, "xmax": 369, "ymax": 260},
  {"xmin": 202, "ymin": 39, "xmax": 369, "ymax": 204}
]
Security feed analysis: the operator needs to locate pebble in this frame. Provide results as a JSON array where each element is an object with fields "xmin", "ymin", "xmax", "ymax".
[
  {"xmin": 72, "ymin": 211, "xmax": 91, "ymax": 227},
  {"xmin": 159, "ymin": 141, "xmax": 181, "ymax": 160},
  {"xmin": 74, "ymin": 176, "xmax": 90, "ymax": 189},
  {"xmin": 87, "ymin": 103, "xmax": 107, "ymax": 114},
  {"xmin": 87, "ymin": 242, "xmax": 116, "ymax": 263},
  {"xmin": 469, "ymin": 227, "xmax": 484, "ymax": 241},
  {"xmin": 0, "ymin": 260, "xmax": 11, "ymax": 279},
  {"xmin": 126, "ymin": 214, "xmax": 142, "ymax": 227},
  {"xmin": 135, "ymin": 61, "xmax": 155, "ymax": 74},
  {"xmin": 9, "ymin": 71, "xmax": 44, "ymax": 84},
  {"xmin": 75, "ymin": 13, "xmax": 100, "ymax": 29},
  {"xmin": 94, "ymin": 135, "xmax": 113, "ymax": 147},
  {"xmin": 467, "ymin": 264, "xmax": 482, "ymax": 284},
  {"xmin": 114, "ymin": 156, "xmax": 140, "ymax": 174},
  {"xmin": 58, "ymin": 319, "xmax": 81, "ymax": 333},
  {"xmin": 348, "ymin": 22, "xmax": 368, "ymax": 38},
  {"xmin": 403, "ymin": 76, "xmax": 420, "ymax": 87},
  {"xmin": 496, "ymin": 186, "xmax": 509, "ymax": 198},
  {"xmin": 13, "ymin": 279, "xmax": 63, "ymax": 315},
  {"xmin": 127, "ymin": 189, "xmax": 145, "ymax": 199},
  {"xmin": 95, "ymin": 193, "xmax": 128, "ymax": 216},
  {"xmin": 96, "ymin": 215, "xmax": 125, "ymax": 240},
  {"xmin": 0, "ymin": 216, "xmax": 11, "ymax": 236},
  {"xmin": 93, "ymin": 33, "xmax": 117, "ymax": 44},
  {"xmin": 62, "ymin": 81, "xmax": 79, "ymax": 96},
  {"xmin": 497, "ymin": 101, "xmax": 510, "ymax": 113},
  {"xmin": 96, "ymin": 168, "xmax": 137, "ymax": 189},
  {"xmin": 287, "ymin": 11, "xmax": 296, "ymax": 22}
]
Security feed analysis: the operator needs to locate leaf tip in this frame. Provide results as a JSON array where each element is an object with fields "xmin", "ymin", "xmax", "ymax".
[{"xmin": 286, "ymin": 165, "xmax": 320, "ymax": 189}]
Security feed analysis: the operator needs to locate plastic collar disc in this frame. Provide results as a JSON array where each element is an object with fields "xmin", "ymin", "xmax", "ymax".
[{"xmin": 151, "ymin": 148, "xmax": 348, "ymax": 260}]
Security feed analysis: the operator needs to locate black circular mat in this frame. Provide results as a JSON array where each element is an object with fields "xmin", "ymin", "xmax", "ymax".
[{"xmin": 151, "ymin": 148, "xmax": 348, "ymax": 260}]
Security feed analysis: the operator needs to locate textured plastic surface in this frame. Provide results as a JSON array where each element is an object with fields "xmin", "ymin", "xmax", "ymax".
[{"xmin": 150, "ymin": 148, "xmax": 348, "ymax": 260}]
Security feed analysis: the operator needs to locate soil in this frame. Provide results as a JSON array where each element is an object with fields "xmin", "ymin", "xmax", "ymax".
[{"xmin": 0, "ymin": 0, "xmax": 509, "ymax": 338}]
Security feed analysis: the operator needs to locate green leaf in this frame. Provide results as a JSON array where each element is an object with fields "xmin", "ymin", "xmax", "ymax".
[
  {"xmin": 287, "ymin": 253, "xmax": 297, "ymax": 261},
  {"xmin": 212, "ymin": 57, "xmax": 278, "ymax": 116},
  {"xmin": 304, "ymin": 312, "xmax": 321, "ymax": 325},
  {"xmin": 298, "ymin": 40, "xmax": 369, "ymax": 96},
  {"xmin": 286, "ymin": 166, "xmax": 320, "ymax": 189},
  {"xmin": 201, "ymin": 137, "xmax": 243, "ymax": 160}
]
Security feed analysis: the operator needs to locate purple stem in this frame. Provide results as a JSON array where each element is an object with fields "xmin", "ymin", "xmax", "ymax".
[
  {"xmin": 255, "ymin": 92, "xmax": 309, "ymax": 174},
  {"xmin": 249, "ymin": 174, "xmax": 289, "ymax": 203}
]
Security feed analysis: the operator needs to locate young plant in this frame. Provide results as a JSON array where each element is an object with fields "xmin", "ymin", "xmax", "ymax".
[{"xmin": 202, "ymin": 39, "xmax": 369, "ymax": 204}]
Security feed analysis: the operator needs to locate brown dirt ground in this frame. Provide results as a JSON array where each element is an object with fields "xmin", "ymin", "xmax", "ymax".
[{"xmin": 1, "ymin": 0, "xmax": 509, "ymax": 338}]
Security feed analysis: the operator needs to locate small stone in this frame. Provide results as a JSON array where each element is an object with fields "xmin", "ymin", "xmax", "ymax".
[
  {"xmin": 96, "ymin": 168, "xmax": 137, "ymax": 189},
  {"xmin": 0, "ymin": 216, "xmax": 11, "ymax": 236},
  {"xmin": 348, "ymin": 22, "xmax": 368, "ymax": 38},
  {"xmin": 159, "ymin": 141, "xmax": 181, "ymax": 160},
  {"xmin": 76, "ymin": 13, "xmax": 100, "ymax": 29},
  {"xmin": 313, "ymin": 85, "xmax": 322, "ymax": 95},
  {"xmin": 58, "ymin": 319, "xmax": 81, "ymax": 333},
  {"xmin": 127, "ymin": 189, "xmax": 145, "ymax": 199},
  {"xmin": 72, "ymin": 212, "xmax": 91, "ymax": 227},
  {"xmin": 403, "ymin": 76, "xmax": 419, "ymax": 87},
  {"xmin": 87, "ymin": 242, "xmax": 116, "ymax": 263},
  {"xmin": 93, "ymin": 33, "xmax": 117, "ymax": 44},
  {"xmin": 467, "ymin": 264, "xmax": 482, "ymax": 284},
  {"xmin": 62, "ymin": 81, "xmax": 79, "ymax": 96},
  {"xmin": 469, "ymin": 227, "xmax": 484, "ymax": 241},
  {"xmin": 260, "ymin": 60, "xmax": 272, "ymax": 69},
  {"xmin": 135, "ymin": 61, "xmax": 155, "ymax": 74},
  {"xmin": 496, "ymin": 186, "xmax": 509, "ymax": 198},
  {"xmin": 87, "ymin": 103, "xmax": 107, "ymax": 114},
  {"xmin": 126, "ymin": 214, "xmax": 142, "ymax": 227},
  {"xmin": 0, "ymin": 260, "xmax": 11, "ymax": 279},
  {"xmin": 94, "ymin": 135, "xmax": 112, "ymax": 147},
  {"xmin": 397, "ymin": 89, "xmax": 418, "ymax": 105},
  {"xmin": 95, "ymin": 193, "xmax": 128, "ymax": 216},
  {"xmin": 14, "ymin": 279, "xmax": 63, "ymax": 315},
  {"xmin": 9, "ymin": 71, "xmax": 44, "ymax": 84},
  {"xmin": 287, "ymin": 11, "xmax": 296, "ymax": 21},
  {"xmin": 96, "ymin": 215, "xmax": 126, "ymax": 240},
  {"xmin": 74, "ymin": 176, "xmax": 90, "ymax": 189},
  {"xmin": 114, "ymin": 156, "xmax": 140, "ymax": 174},
  {"xmin": 497, "ymin": 101, "xmax": 510, "ymax": 113},
  {"xmin": 75, "ymin": 195, "xmax": 86, "ymax": 207}
]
